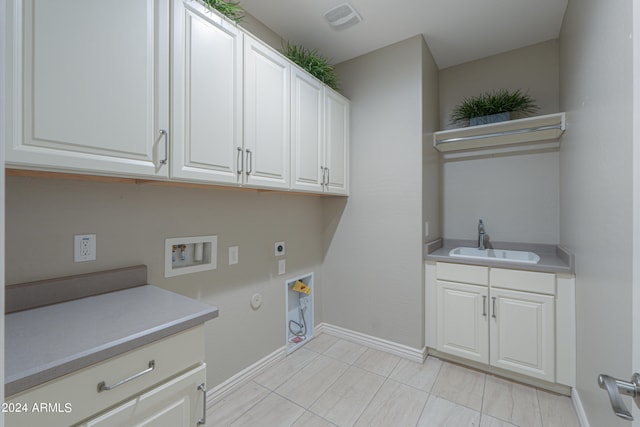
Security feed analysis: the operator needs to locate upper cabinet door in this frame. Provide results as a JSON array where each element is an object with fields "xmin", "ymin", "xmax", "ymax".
[
  {"xmin": 6, "ymin": 0, "xmax": 170, "ymax": 178},
  {"xmin": 171, "ymin": 1, "xmax": 242, "ymax": 184},
  {"xmin": 290, "ymin": 66, "xmax": 324, "ymax": 193},
  {"xmin": 243, "ymin": 34, "xmax": 290, "ymax": 189},
  {"xmin": 324, "ymin": 88, "xmax": 350, "ymax": 195}
]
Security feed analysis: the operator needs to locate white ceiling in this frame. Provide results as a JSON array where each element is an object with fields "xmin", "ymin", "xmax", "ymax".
[{"xmin": 239, "ymin": 0, "xmax": 568, "ymax": 69}]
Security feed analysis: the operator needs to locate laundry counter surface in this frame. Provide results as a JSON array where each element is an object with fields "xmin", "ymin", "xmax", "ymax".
[{"xmin": 5, "ymin": 273, "xmax": 218, "ymax": 397}]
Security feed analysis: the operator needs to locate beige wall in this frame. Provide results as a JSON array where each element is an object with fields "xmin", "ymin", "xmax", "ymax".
[
  {"xmin": 439, "ymin": 40, "xmax": 559, "ymax": 131},
  {"xmin": 239, "ymin": 13, "xmax": 283, "ymax": 52},
  {"xmin": 559, "ymin": 0, "xmax": 634, "ymax": 425},
  {"xmin": 422, "ymin": 38, "xmax": 442, "ymax": 244},
  {"xmin": 322, "ymin": 36, "xmax": 434, "ymax": 349},
  {"xmin": 439, "ymin": 41, "xmax": 561, "ymax": 244},
  {"xmin": 5, "ymin": 176, "xmax": 325, "ymax": 388}
]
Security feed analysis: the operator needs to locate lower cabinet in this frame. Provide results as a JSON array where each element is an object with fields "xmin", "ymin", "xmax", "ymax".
[
  {"xmin": 5, "ymin": 327, "xmax": 206, "ymax": 427},
  {"xmin": 489, "ymin": 287, "xmax": 555, "ymax": 382},
  {"xmin": 436, "ymin": 281, "xmax": 488, "ymax": 364},
  {"xmin": 80, "ymin": 364, "xmax": 205, "ymax": 427},
  {"xmin": 431, "ymin": 262, "xmax": 569, "ymax": 385}
]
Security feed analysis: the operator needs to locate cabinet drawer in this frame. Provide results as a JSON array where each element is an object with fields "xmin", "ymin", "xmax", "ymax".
[
  {"xmin": 437, "ymin": 262, "xmax": 488, "ymax": 285},
  {"xmin": 6, "ymin": 326, "xmax": 204, "ymax": 427},
  {"xmin": 490, "ymin": 268, "xmax": 556, "ymax": 295}
]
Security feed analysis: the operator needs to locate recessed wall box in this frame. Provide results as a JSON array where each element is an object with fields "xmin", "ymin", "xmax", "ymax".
[
  {"xmin": 286, "ymin": 272, "xmax": 314, "ymax": 353},
  {"xmin": 165, "ymin": 235, "xmax": 217, "ymax": 278}
]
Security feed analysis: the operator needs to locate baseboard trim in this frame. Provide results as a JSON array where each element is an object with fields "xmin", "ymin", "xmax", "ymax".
[
  {"xmin": 571, "ymin": 387, "xmax": 590, "ymax": 427},
  {"xmin": 317, "ymin": 322, "xmax": 427, "ymax": 363},
  {"xmin": 206, "ymin": 345, "xmax": 286, "ymax": 406}
]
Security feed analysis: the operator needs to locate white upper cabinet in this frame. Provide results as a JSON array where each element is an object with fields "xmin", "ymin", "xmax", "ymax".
[
  {"xmin": 324, "ymin": 88, "xmax": 350, "ymax": 195},
  {"xmin": 5, "ymin": 0, "xmax": 170, "ymax": 178},
  {"xmin": 243, "ymin": 34, "xmax": 291, "ymax": 190},
  {"xmin": 291, "ymin": 66, "xmax": 324, "ymax": 193},
  {"xmin": 5, "ymin": 1, "xmax": 348, "ymax": 194},
  {"xmin": 171, "ymin": 0, "xmax": 243, "ymax": 184},
  {"xmin": 291, "ymin": 68, "xmax": 350, "ymax": 195}
]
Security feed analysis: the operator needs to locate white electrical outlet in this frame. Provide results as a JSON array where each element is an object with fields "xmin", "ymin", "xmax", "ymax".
[
  {"xmin": 229, "ymin": 246, "xmax": 239, "ymax": 265},
  {"xmin": 74, "ymin": 234, "xmax": 96, "ymax": 262}
]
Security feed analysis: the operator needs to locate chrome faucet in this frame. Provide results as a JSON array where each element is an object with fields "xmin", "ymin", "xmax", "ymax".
[{"xmin": 478, "ymin": 219, "xmax": 486, "ymax": 250}]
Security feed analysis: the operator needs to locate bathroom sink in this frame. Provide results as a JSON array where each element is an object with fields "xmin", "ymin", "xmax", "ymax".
[{"xmin": 449, "ymin": 247, "xmax": 540, "ymax": 264}]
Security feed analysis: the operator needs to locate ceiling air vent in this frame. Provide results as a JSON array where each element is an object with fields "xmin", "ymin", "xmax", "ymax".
[{"xmin": 324, "ymin": 3, "xmax": 362, "ymax": 31}]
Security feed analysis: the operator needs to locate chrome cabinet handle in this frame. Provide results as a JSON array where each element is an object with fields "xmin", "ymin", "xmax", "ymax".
[
  {"xmin": 321, "ymin": 167, "xmax": 326, "ymax": 188},
  {"xmin": 159, "ymin": 130, "xmax": 168, "ymax": 165},
  {"xmin": 491, "ymin": 297, "xmax": 497, "ymax": 319},
  {"xmin": 245, "ymin": 149, "xmax": 252, "ymax": 175},
  {"xmin": 237, "ymin": 147, "xmax": 243, "ymax": 176},
  {"xmin": 97, "ymin": 360, "xmax": 155, "ymax": 393},
  {"xmin": 326, "ymin": 167, "xmax": 330, "ymax": 186},
  {"xmin": 598, "ymin": 373, "xmax": 640, "ymax": 420},
  {"xmin": 482, "ymin": 295, "xmax": 487, "ymax": 317},
  {"xmin": 197, "ymin": 383, "xmax": 207, "ymax": 426}
]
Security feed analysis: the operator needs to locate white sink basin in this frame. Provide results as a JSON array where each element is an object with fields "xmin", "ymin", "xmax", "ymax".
[{"xmin": 449, "ymin": 247, "xmax": 540, "ymax": 264}]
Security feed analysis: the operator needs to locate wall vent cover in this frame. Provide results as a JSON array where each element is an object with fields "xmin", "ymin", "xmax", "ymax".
[{"xmin": 324, "ymin": 3, "xmax": 362, "ymax": 30}]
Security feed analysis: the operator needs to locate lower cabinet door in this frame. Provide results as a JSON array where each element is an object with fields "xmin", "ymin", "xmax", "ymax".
[
  {"xmin": 436, "ymin": 280, "xmax": 489, "ymax": 364},
  {"xmin": 490, "ymin": 288, "xmax": 555, "ymax": 382},
  {"xmin": 81, "ymin": 364, "xmax": 206, "ymax": 427}
]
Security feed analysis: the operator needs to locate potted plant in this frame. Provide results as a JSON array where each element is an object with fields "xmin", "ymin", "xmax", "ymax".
[
  {"xmin": 202, "ymin": 0, "xmax": 244, "ymax": 23},
  {"xmin": 282, "ymin": 41, "xmax": 339, "ymax": 90},
  {"xmin": 450, "ymin": 89, "xmax": 538, "ymax": 127}
]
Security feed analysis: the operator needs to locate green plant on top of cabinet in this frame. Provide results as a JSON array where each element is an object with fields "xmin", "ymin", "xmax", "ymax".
[
  {"xmin": 5, "ymin": 0, "xmax": 170, "ymax": 179},
  {"xmin": 201, "ymin": 0, "xmax": 244, "ymax": 23},
  {"xmin": 291, "ymin": 66, "xmax": 350, "ymax": 195}
]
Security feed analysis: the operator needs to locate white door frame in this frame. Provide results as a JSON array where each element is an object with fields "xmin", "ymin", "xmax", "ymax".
[{"xmin": 633, "ymin": 0, "xmax": 640, "ymax": 424}]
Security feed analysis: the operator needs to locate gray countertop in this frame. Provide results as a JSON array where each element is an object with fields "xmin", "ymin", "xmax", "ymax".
[
  {"xmin": 424, "ymin": 239, "xmax": 574, "ymax": 274},
  {"xmin": 5, "ymin": 285, "xmax": 218, "ymax": 397}
]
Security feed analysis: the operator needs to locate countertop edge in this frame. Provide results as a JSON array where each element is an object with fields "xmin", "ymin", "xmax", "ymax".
[
  {"xmin": 424, "ymin": 239, "xmax": 575, "ymax": 274},
  {"xmin": 6, "ymin": 307, "xmax": 218, "ymax": 397}
]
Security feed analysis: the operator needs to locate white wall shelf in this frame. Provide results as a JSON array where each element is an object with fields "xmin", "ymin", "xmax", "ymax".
[{"xmin": 433, "ymin": 112, "xmax": 566, "ymax": 152}]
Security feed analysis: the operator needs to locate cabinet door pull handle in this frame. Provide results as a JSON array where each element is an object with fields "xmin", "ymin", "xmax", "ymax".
[
  {"xmin": 491, "ymin": 297, "xmax": 497, "ymax": 319},
  {"xmin": 482, "ymin": 295, "xmax": 487, "ymax": 317},
  {"xmin": 97, "ymin": 360, "xmax": 155, "ymax": 393},
  {"xmin": 245, "ymin": 149, "xmax": 252, "ymax": 175},
  {"xmin": 321, "ymin": 166, "xmax": 326, "ymax": 188},
  {"xmin": 197, "ymin": 383, "xmax": 207, "ymax": 426},
  {"xmin": 237, "ymin": 147, "xmax": 243, "ymax": 176},
  {"xmin": 326, "ymin": 167, "xmax": 330, "ymax": 186},
  {"xmin": 159, "ymin": 129, "xmax": 168, "ymax": 165}
]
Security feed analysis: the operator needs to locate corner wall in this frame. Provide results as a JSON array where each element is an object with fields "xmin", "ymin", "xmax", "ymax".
[
  {"xmin": 559, "ymin": 0, "xmax": 634, "ymax": 425},
  {"xmin": 322, "ymin": 36, "xmax": 435, "ymax": 349}
]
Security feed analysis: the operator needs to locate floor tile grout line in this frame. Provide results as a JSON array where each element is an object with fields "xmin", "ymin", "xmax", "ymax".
[
  {"xmin": 478, "ymin": 369, "xmax": 488, "ymax": 427},
  {"xmin": 220, "ymin": 380, "xmax": 273, "ymax": 427}
]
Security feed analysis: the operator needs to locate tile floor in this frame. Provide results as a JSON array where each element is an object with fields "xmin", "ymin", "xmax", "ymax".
[{"xmin": 207, "ymin": 334, "xmax": 580, "ymax": 427}]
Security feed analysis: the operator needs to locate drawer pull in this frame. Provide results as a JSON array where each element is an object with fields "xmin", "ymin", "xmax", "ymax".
[
  {"xmin": 97, "ymin": 360, "xmax": 155, "ymax": 393},
  {"xmin": 197, "ymin": 383, "xmax": 207, "ymax": 426}
]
